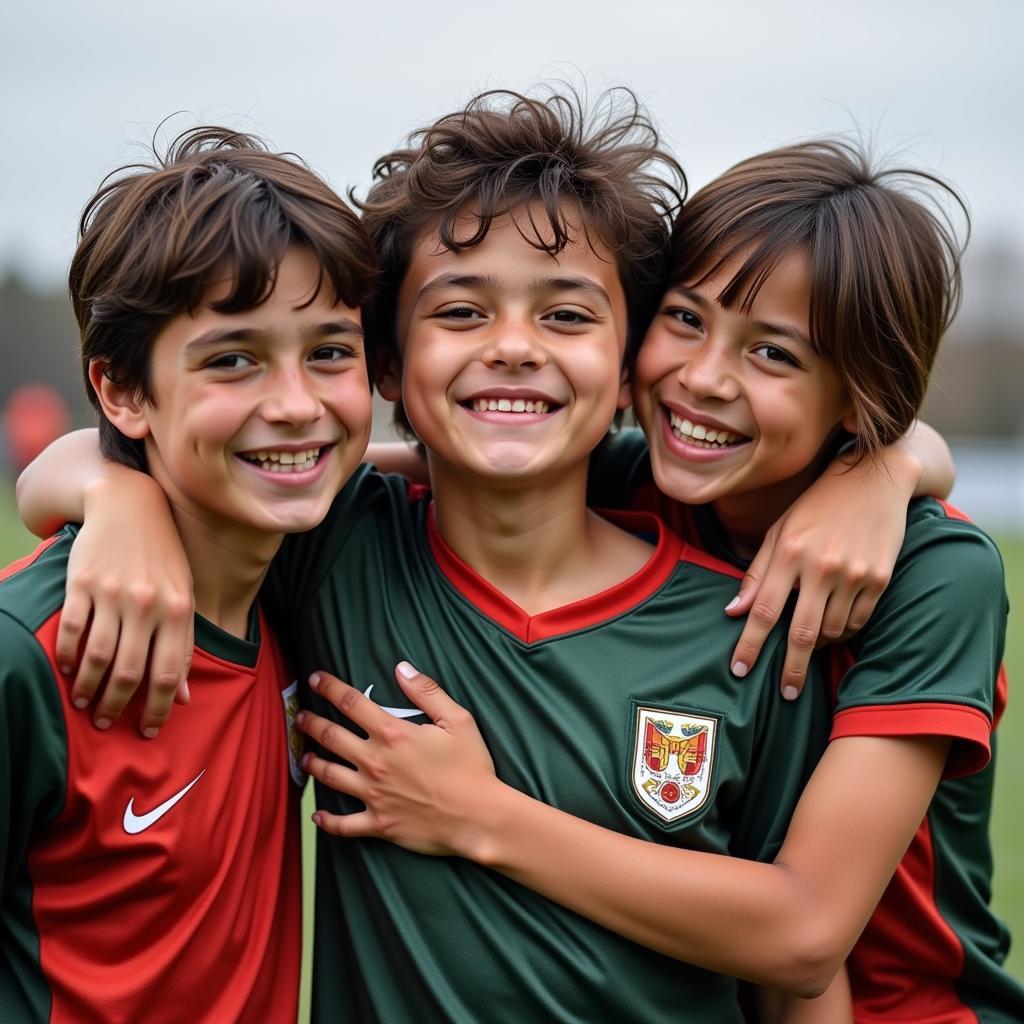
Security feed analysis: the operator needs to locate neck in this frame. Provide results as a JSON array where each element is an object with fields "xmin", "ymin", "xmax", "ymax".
[
  {"xmin": 168, "ymin": 505, "xmax": 281, "ymax": 639},
  {"xmin": 711, "ymin": 447, "xmax": 836, "ymax": 560},
  {"xmin": 428, "ymin": 456, "xmax": 645, "ymax": 616}
]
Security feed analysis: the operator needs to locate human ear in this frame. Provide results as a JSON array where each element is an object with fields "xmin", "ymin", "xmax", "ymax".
[
  {"xmin": 841, "ymin": 406, "xmax": 859, "ymax": 435},
  {"xmin": 87, "ymin": 361, "xmax": 151, "ymax": 440},
  {"xmin": 616, "ymin": 365, "xmax": 633, "ymax": 412},
  {"xmin": 376, "ymin": 353, "xmax": 403, "ymax": 403}
]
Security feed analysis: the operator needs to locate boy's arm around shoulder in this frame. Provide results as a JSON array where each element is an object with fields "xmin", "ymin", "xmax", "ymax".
[
  {"xmin": 0, "ymin": 611, "xmax": 67, "ymax": 899},
  {"xmin": 16, "ymin": 428, "xmax": 193, "ymax": 738}
]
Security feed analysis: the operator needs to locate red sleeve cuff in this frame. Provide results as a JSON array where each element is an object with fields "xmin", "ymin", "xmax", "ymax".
[{"xmin": 830, "ymin": 702, "xmax": 992, "ymax": 778}]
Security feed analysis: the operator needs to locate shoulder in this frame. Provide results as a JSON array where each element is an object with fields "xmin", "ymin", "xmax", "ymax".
[
  {"xmin": 890, "ymin": 498, "xmax": 1006, "ymax": 612},
  {"xmin": 0, "ymin": 608, "xmax": 60, "ymax": 705},
  {"xmin": 833, "ymin": 499, "xmax": 1007, "ymax": 778},
  {"xmin": 0, "ymin": 527, "xmax": 76, "ymax": 635}
]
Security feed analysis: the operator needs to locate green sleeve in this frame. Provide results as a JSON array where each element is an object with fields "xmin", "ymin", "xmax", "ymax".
[
  {"xmin": 833, "ymin": 501, "xmax": 1007, "ymax": 776},
  {"xmin": 586, "ymin": 428, "xmax": 652, "ymax": 510},
  {"xmin": 0, "ymin": 611, "xmax": 67, "ymax": 902},
  {"xmin": 729, "ymin": 642, "xmax": 831, "ymax": 862}
]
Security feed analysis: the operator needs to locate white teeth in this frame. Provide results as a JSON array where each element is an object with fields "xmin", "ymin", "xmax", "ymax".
[
  {"xmin": 668, "ymin": 411, "xmax": 743, "ymax": 448},
  {"xmin": 471, "ymin": 398, "xmax": 551, "ymax": 414},
  {"xmin": 240, "ymin": 446, "xmax": 323, "ymax": 473}
]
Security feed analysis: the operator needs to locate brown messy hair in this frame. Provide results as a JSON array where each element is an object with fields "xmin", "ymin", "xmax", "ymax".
[
  {"xmin": 669, "ymin": 139, "xmax": 967, "ymax": 459},
  {"xmin": 71, "ymin": 126, "xmax": 378, "ymax": 470},
  {"xmin": 354, "ymin": 87, "xmax": 686, "ymax": 435}
]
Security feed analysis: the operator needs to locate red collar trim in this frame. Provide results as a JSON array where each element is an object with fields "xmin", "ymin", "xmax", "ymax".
[{"xmin": 426, "ymin": 508, "xmax": 683, "ymax": 644}]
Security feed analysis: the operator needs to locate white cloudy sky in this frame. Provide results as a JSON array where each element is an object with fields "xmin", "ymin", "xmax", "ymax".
[{"xmin": 2, "ymin": 0, "xmax": 1021, "ymax": 320}]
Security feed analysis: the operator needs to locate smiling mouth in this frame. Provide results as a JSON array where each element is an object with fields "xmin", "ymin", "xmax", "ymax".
[
  {"xmin": 461, "ymin": 397, "xmax": 560, "ymax": 415},
  {"xmin": 667, "ymin": 409, "xmax": 748, "ymax": 449},
  {"xmin": 236, "ymin": 445, "xmax": 329, "ymax": 473}
]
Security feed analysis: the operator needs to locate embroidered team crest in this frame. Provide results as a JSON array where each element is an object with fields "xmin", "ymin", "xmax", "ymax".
[
  {"xmin": 631, "ymin": 705, "xmax": 717, "ymax": 823},
  {"xmin": 281, "ymin": 680, "xmax": 306, "ymax": 787}
]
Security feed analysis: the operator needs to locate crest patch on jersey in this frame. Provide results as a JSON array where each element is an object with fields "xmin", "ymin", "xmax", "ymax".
[
  {"xmin": 630, "ymin": 704, "xmax": 718, "ymax": 823},
  {"xmin": 281, "ymin": 680, "xmax": 306, "ymax": 787}
]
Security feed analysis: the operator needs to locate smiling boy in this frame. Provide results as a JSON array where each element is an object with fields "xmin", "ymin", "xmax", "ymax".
[{"xmin": 0, "ymin": 128, "xmax": 375, "ymax": 1022}]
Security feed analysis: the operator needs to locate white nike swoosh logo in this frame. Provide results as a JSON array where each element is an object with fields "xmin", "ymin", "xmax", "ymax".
[
  {"xmin": 363, "ymin": 685, "xmax": 424, "ymax": 719},
  {"xmin": 122, "ymin": 770, "xmax": 206, "ymax": 835}
]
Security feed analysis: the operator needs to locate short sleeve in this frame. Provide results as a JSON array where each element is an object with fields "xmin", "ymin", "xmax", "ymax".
[
  {"xmin": 0, "ymin": 611, "xmax": 67, "ymax": 901},
  {"xmin": 831, "ymin": 501, "xmax": 1008, "ymax": 778}
]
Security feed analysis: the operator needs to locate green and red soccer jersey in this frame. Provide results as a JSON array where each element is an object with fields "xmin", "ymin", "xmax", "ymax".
[
  {"xmin": 0, "ymin": 527, "xmax": 302, "ymax": 1024},
  {"xmin": 266, "ymin": 465, "xmax": 832, "ymax": 1024},
  {"xmin": 589, "ymin": 428, "xmax": 1024, "ymax": 1024}
]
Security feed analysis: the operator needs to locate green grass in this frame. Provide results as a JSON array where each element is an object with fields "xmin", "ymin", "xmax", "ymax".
[{"xmin": 1, "ymin": 484, "xmax": 1021, "ymax": 1010}]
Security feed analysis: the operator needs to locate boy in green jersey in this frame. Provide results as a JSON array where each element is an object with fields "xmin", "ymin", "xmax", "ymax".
[
  {"xmin": 19, "ymin": 92, "xmax": 956, "ymax": 1021},
  {"xmin": 300, "ymin": 138, "xmax": 1020, "ymax": 1022}
]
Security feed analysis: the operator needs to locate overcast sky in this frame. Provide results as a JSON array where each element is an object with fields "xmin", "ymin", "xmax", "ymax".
[{"xmin": 2, "ymin": 0, "xmax": 1021, "ymax": 321}]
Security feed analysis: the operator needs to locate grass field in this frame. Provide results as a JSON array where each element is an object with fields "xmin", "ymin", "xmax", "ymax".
[{"xmin": 1, "ymin": 483, "xmax": 1021, "ymax": 998}]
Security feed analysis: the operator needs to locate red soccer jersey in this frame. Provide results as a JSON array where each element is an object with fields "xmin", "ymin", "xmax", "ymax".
[{"xmin": 0, "ymin": 528, "xmax": 302, "ymax": 1023}]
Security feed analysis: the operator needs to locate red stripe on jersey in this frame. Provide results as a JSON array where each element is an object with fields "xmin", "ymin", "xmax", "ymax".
[
  {"xmin": 936, "ymin": 499, "xmax": 972, "ymax": 523},
  {"xmin": 26, "ymin": 608, "xmax": 301, "ymax": 1024},
  {"xmin": 0, "ymin": 534, "xmax": 61, "ymax": 583},
  {"xmin": 677, "ymin": 542, "xmax": 744, "ymax": 581},
  {"xmin": 831, "ymin": 702, "xmax": 991, "ymax": 778},
  {"xmin": 848, "ymin": 815, "xmax": 976, "ymax": 1024},
  {"xmin": 426, "ymin": 508, "xmax": 683, "ymax": 643},
  {"xmin": 993, "ymin": 665, "xmax": 1008, "ymax": 729}
]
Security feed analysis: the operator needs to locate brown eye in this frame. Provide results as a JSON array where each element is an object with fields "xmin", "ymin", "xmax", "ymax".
[{"xmin": 207, "ymin": 353, "xmax": 254, "ymax": 370}]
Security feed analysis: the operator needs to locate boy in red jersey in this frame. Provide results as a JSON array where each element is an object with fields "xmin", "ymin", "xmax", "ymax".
[{"xmin": 0, "ymin": 128, "xmax": 376, "ymax": 1022}]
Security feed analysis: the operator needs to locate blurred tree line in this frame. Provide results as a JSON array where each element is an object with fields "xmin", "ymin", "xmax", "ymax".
[{"xmin": 1, "ymin": 271, "xmax": 1022, "ymax": 439}]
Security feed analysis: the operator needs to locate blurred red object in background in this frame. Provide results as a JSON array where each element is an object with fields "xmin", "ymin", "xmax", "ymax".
[{"xmin": 3, "ymin": 384, "xmax": 71, "ymax": 476}]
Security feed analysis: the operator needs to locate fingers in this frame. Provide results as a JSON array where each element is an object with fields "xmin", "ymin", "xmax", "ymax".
[
  {"xmin": 776, "ymin": 586, "xmax": 832, "ymax": 701},
  {"xmin": 56, "ymin": 587, "xmax": 92, "ymax": 677},
  {"xmin": 393, "ymin": 661, "xmax": 471, "ymax": 732},
  {"xmin": 729, "ymin": 567, "xmax": 795, "ymax": 680},
  {"xmin": 302, "ymin": 751, "xmax": 365, "ymax": 801},
  {"xmin": 726, "ymin": 527, "xmax": 776, "ymax": 617},
  {"xmin": 297, "ymin": 706, "xmax": 365, "ymax": 766},
  {"xmin": 311, "ymin": 808, "xmax": 378, "ymax": 839},
  {"xmin": 137, "ymin": 624, "xmax": 190, "ymax": 737},
  {"xmin": 175, "ymin": 620, "xmax": 194, "ymax": 706},
  {"xmin": 70, "ymin": 605, "xmax": 120, "ymax": 723},
  {"xmin": 308, "ymin": 671, "xmax": 394, "ymax": 734}
]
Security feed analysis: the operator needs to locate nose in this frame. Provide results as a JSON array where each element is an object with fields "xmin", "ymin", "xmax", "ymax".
[
  {"xmin": 262, "ymin": 364, "xmax": 325, "ymax": 426},
  {"xmin": 480, "ymin": 318, "xmax": 547, "ymax": 371},
  {"xmin": 675, "ymin": 339, "xmax": 740, "ymax": 403}
]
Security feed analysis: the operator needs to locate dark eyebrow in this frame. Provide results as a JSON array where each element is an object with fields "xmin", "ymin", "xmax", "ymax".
[
  {"xmin": 185, "ymin": 317, "xmax": 363, "ymax": 353},
  {"xmin": 529, "ymin": 276, "xmax": 612, "ymax": 308},
  {"xmin": 416, "ymin": 274, "xmax": 496, "ymax": 306},
  {"xmin": 417, "ymin": 272, "xmax": 612, "ymax": 308},
  {"xmin": 668, "ymin": 287, "xmax": 812, "ymax": 350}
]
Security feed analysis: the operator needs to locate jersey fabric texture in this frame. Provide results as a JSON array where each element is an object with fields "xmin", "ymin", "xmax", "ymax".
[
  {"xmin": 266, "ymin": 465, "xmax": 832, "ymax": 1024},
  {"xmin": 0, "ymin": 527, "xmax": 302, "ymax": 1024},
  {"xmin": 589, "ymin": 428, "xmax": 1024, "ymax": 1024}
]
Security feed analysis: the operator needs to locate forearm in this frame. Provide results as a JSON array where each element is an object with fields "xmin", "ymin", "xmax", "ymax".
[
  {"xmin": 364, "ymin": 441, "xmax": 428, "ymax": 483},
  {"xmin": 16, "ymin": 428, "xmax": 162, "ymax": 535},
  {"xmin": 830, "ymin": 419, "xmax": 953, "ymax": 502},
  {"xmin": 758, "ymin": 965, "xmax": 853, "ymax": 1023},
  {"xmin": 466, "ymin": 781, "xmax": 833, "ymax": 994},
  {"xmin": 900, "ymin": 419, "xmax": 954, "ymax": 498},
  {"xmin": 461, "ymin": 736, "xmax": 945, "ymax": 995}
]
